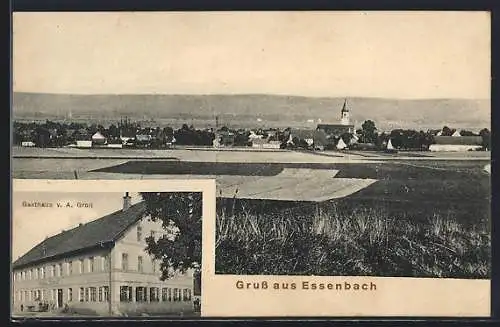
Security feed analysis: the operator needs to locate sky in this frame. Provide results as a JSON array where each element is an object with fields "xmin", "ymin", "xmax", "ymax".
[
  {"xmin": 11, "ymin": 191, "xmax": 143, "ymax": 260},
  {"xmin": 12, "ymin": 11, "xmax": 490, "ymax": 99}
]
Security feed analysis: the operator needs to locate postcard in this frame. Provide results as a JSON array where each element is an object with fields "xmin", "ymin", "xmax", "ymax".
[{"xmin": 11, "ymin": 11, "xmax": 491, "ymax": 317}]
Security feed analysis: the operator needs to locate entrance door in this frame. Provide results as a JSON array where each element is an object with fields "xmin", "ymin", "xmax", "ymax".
[{"xmin": 57, "ymin": 289, "xmax": 63, "ymax": 308}]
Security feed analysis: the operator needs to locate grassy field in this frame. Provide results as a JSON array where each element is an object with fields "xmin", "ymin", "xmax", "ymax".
[
  {"xmin": 215, "ymin": 200, "xmax": 490, "ymax": 278},
  {"xmin": 210, "ymin": 160, "xmax": 490, "ymax": 278}
]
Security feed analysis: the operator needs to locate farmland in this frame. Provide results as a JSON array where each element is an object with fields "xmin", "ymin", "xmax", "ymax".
[{"xmin": 11, "ymin": 147, "xmax": 491, "ymax": 278}]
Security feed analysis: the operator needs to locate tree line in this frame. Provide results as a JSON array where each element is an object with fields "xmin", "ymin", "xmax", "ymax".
[{"xmin": 12, "ymin": 119, "xmax": 491, "ymax": 151}]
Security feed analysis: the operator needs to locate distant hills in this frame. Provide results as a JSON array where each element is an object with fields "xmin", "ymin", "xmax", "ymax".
[{"xmin": 12, "ymin": 92, "xmax": 490, "ymax": 131}]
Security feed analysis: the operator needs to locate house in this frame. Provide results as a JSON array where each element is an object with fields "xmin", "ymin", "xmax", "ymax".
[
  {"xmin": 429, "ymin": 136, "xmax": 483, "ymax": 152},
  {"xmin": 215, "ymin": 131, "xmax": 235, "ymax": 147},
  {"xmin": 12, "ymin": 193, "xmax": 197, "ymax": 316},
  {"xmin": 289, "ymin": 129, "xmax": 328, "ymax": 148},
  {"xmin": 336, "ymin": 138, "xmax": 347, "ymax": 150},
  {"xmin": 21, "ymin": 141, "xmax": 36, "ymax": 147},
  {"xmin": 91, "ymin": 132, "xmax": 107, "ymax": 146},
  {"xmin": 251, "ymin": 138, "xmax": 268, "ymax": 148},
  {"xmin": 262, "ymin": 141, "xmax": 281, "ymax": 149},
  {"xmin": 135, "ymin": 134, "xmax": 153, "ymax": 148},
  {"xmin": 75, "ymin": 140, "xmax": 92, "ymax": 148},
  {"xmin": 75, "ymin": 129, "xmax": 91, "ymax": 141}
]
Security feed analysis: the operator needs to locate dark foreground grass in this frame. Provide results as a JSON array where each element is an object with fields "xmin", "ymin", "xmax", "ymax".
[{"xmin": 215, "ymin": 205, "xmax": 490, "ymax": 278}]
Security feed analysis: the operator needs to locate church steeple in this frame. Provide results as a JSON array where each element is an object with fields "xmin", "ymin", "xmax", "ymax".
[{"xmin": 340, "ymin": 98, "xmax": 350, "ymax": 125}]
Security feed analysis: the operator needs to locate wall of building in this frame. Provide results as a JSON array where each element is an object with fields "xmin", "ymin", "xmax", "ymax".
[
  {"xmin": 12, "ymin": 213, "xmax": 197, "ymax": 317},
  {"xmin": 109, "ymin": 215, "xmax": 195, "ymax": 316},
  {"xmin": 429, "ymin": 144, "xmax": 482, "ymax": 152},
  {"xmin": 12, "ymin": 248, "xmax": 112, "ymax": 315}
]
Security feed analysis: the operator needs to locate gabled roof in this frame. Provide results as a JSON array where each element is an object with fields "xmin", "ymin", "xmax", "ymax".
[
  {"xmin": 92, "ymin": 131, "xmax": 106, "ymax": 140},
  {"xmin": 13, "ymin": 202, "xmax": 146, "ymax": 270}
]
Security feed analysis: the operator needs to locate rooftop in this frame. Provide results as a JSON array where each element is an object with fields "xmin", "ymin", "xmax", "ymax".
[{"xmin": 13, "ymin": 201, "xmax": 146, "ymax": 270}]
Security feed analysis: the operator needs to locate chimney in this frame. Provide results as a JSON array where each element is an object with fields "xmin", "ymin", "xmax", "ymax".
[{"xmin": 123, "ymin": 192, "xmax": 131, "ymax": 211}]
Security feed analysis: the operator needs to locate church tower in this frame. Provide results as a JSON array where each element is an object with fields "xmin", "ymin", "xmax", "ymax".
[{"xmin": 340, "ymin": 99, "xmax": 350, "ymax": 125}]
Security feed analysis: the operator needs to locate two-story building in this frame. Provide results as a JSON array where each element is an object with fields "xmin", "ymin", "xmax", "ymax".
[{"xmin": 12, "ymin": 193, "xmax": 198, "ymax": 316}]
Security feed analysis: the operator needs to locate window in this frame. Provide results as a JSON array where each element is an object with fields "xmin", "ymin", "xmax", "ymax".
[
  {"xmin": 42, "ymin": 289, "xmax": 47, "ymax": 301},
  {"xmin": 122, "ymin": 253, "xmax": 128, "ymax": 271},
  {"xmin": 68, "ymin": 261, "xmax": 73, "ymax": 275},
  {"xmin": 51, "ymin": 265, "xmax": 56, "ymax": 277},
  {"xmin": 101, "ymin": 256, "xmax": 108, "ymax": 272},
  {"xmin": 90, "ymin": 287, "xmax": 97, "ymax": 302},
  {"xmin": 161, "ymin": 288, "xmax": 169, "ymax": 301},
  {"xmin": 79, "ymin": 288, "xmax": 84, "ymax": 302},
  {"xmin": 173, "ymin": 288, "xmax": 179, "ymax": 301},
  {"xmin": 98, "ymin": 287, "xmax": 109, "ymax": 302},
  {"xmin": 79, "ymin": 259, "xmax": 84, "ymax": 274},
  {"xmin": 120, "ymin": 286, "xmax": 133, "ymax": 302},
  {"xmin": 183, "ymin": 289, "xmax": 189, "ymax": 301},
  {"xmin": 150, "ymin": 287, "xmax": 159, "ymax": 302},
  {"xmin": 41, "ymin": 267, "xmax": 45, "ymax": 279},
  {"xmin": 85, "ymin": 287, "xmax": 89, "ymax": 302},
  {"xmin": 136, "ymin": 287, "xmax": 147, "ymax": 302},
  {"xmin": 138, "ymin": 256, "xmax": 143, "ymax": 273},
  {"xmin": 89, "ymin": 257, "xmax": 94, "ymax": 273},
  {"xmin": 58, "ymin": 263, "xmax": 63, "ymax": 277},
  {"xmin": 103, "ymin": 286, "xmax": 110, "ymax": 302},
  {"xmin": 168, "ymin": 288, "xmax": 172, "ymax": 301},
  {"xmin": 137, "ymin": 225, "xmax": 142, "ymax": 241},
  {"xmin": 68, "ymin": 288, "xmax": 73, "ymax": 302},
  {"xmin": 28, "ymin": 269, "xmax": 32, "ymax": 280}
]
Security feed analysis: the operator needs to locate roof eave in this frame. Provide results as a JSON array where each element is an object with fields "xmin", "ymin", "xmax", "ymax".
[{"xmin": 12, "ymin": 241, "xmax": 115, "ymax": 270}]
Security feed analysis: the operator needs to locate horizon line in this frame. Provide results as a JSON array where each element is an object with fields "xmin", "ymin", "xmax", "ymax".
[{"xmin": 12, "ymin": 91, "xmax": 490, "ymax": 102}]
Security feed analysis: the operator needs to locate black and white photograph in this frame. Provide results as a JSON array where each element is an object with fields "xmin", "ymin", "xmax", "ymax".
[
  {"xmin": 11, "ymin": 11, "xmax": 491, "ymax": 316},
  {"xmin": 11, "ymin": 188, "xmax": 202, "ymax": 317}
]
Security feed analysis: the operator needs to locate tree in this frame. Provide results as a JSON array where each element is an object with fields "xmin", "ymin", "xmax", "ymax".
[
  {"xmin": 360, "ymin": 120, "xmax": 377, "ymax": 143},
  {"xmin": 442, "ymin": 126, "xmax": 452, "ymax": 136},
  {"xmin": 140, "ymin": 192, "xmax": 203, "ymax": 280},
  {"xmin": 479, "ymin": 128, "xmax": 491, "ymax": 150}
]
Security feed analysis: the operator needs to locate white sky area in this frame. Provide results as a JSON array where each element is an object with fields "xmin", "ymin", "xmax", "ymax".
[
  {"xmin": 12, "ymin": 191, "xmax": 143, "ymax": 261},
  {"xmin": 13, "ymin": 11, "xmax": 490, "ymax": 99}
]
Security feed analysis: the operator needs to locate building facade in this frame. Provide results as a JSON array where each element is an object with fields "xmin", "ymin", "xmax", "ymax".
[
  {"xmin": 12, "ymin": 194, "xmax": 197, "ymax": 316},
  {"xmin": 316, "ymin": 99, "xmax": 355, "ymax": 137}
]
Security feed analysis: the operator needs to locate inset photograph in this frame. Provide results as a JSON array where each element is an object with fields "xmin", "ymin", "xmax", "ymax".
[{"xmin": 12, "ymin": 189, "xmax": 202, "ymax": 318}]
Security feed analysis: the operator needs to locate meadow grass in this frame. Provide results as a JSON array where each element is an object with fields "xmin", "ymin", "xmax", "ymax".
[{"xmin": 215, "ymin": 204, "xmax": 490, "ymax": 278}]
